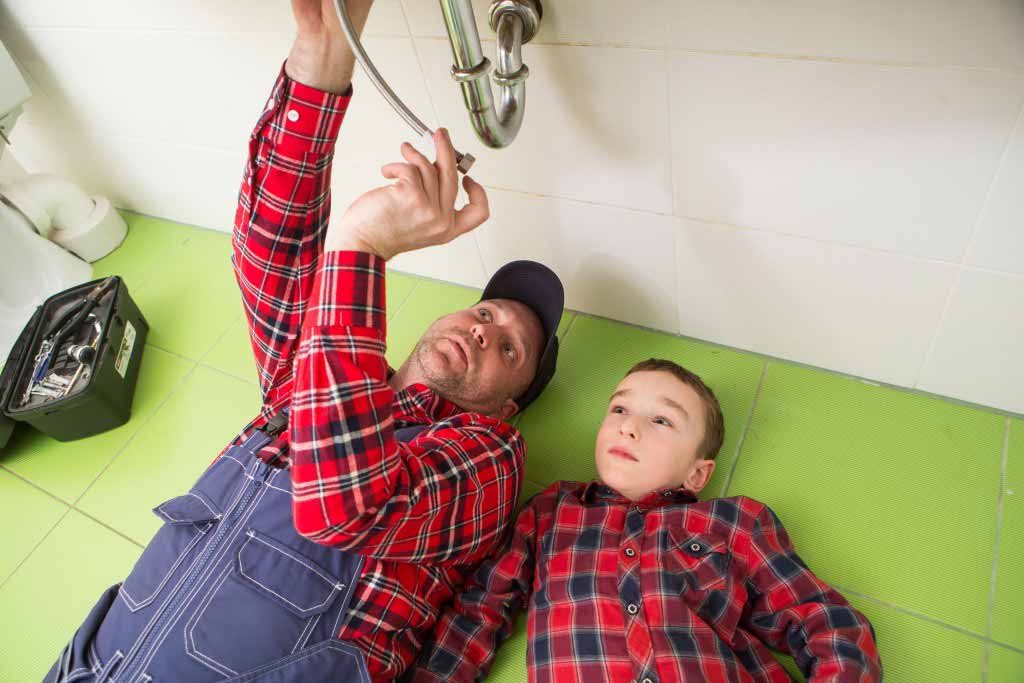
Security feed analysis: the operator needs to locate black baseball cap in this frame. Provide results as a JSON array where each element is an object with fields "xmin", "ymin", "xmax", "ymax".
[{"xmin": 479, "ymin": 260, "xmax": 564, "ymax": 412}]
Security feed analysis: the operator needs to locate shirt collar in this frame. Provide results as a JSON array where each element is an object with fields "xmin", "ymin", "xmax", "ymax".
[
  {"xmin": 580, "ymin": 481, "xmax": 699, "ymax": 508},
  {"xmin": 388, "ymin": 366, "xmax": 475, "ymax": 426}
]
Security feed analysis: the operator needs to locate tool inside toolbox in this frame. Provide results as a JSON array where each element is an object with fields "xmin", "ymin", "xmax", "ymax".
[{"xmin": 13, "ymin": 276, "xmax": 118, "ymax": 410}]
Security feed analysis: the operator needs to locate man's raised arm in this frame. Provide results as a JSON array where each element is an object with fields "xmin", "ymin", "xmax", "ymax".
[{"xmin": 231, "ymin": 0, "xmax": 374, "ymax": 407}]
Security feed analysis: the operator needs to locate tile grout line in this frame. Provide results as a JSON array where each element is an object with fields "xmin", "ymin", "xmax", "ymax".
[
  {"xmin": 0, "ymin": 506, "xmax": 73, "ymax": 593},
  {"xmin": 832, "ymin": 583, "xmax": 999, "ymax": 646},
  {"xmin": 983, "ymin": 417, "xmax": 1012, "ymax": 680},
  {"xmin": 0, "ymin": 463, "xmax": 146, "ymax": 550},
  {"xmin": 720, "ymin": 360, "xmax": 768, "ymax": 498},
  {"xmin": 388, "ymin": 278, "xmax": 422, "ymax": 323},
  {"xmin": 68, "ymin": 360, "xmax": 203, "ymax": 510}
]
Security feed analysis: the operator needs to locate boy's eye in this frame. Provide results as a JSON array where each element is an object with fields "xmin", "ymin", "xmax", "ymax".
[
  {"xmin": 478, "ymin": 308, "xmax": 491, "ymax": 321},
  {"xmin": 654, "ymin": 416, "xmax": 672, "ymax": 427},
  {"xmin": 503, "ymin": 342, "xmax": 516, "ymax": 361},
  {"xmin": 611, "ymin": 406, "xmax": 624, "ymax": 414}
]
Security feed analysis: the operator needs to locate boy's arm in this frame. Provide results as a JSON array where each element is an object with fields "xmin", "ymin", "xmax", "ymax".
[
  {"xmin": 740, "ymin": 504, "xmax": 883, "ymax": 682},
  {"xmin": 403, "ymin": 495, "xmax": 541, "ymax": 683},
  {"xmin": 231, "ymin": 65, "xmax": 352, "ymax": 406}
]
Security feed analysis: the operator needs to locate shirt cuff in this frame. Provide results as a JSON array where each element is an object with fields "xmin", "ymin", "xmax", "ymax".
[
  {"xmin": 305, "ymin": 250, "xmax": 387, "ymax": 332},
  {"xmin": 256, "ymin": 61, "xmax": 354, "ymax": 157}
]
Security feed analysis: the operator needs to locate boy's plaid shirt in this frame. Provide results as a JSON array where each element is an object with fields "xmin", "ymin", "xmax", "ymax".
[
  {"xmin": 408, "ymin": 482, "xmax": 883, "ymax": 683},
  {"xmin": 227, "ymin": 64, "xmax": 525, "ymax": 680}
]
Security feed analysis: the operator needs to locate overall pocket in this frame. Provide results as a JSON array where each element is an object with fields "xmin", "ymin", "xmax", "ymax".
[
  {"xmin": 119, "ymin": 493, "xmax": 221, "ymax": 612},
  {"xmin": 185, "ymin": 528, "xmax": 349, "ymax": 677}
]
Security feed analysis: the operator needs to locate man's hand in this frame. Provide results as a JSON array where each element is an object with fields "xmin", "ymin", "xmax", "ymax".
[
  {"xmin": 325, "ymin": 127, "xmax": 490, "ymax": 260},
  {"xmin": 286, "ymin": 0, "xmax": 374, "ymax": 94}
]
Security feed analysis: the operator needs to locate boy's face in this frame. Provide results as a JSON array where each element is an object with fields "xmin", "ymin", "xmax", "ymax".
[{"xmin": 594, "ymin": 371, "xmax": 716, "ymax": 501}]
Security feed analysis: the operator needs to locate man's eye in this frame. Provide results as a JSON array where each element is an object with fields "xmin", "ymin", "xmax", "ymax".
[
  {"xmin": 478, "ymin": 308, "xmax": 491, "ymax": 321},
  {"xmin": 504, "ymin": 343, "xmax": 515, "ymax": 360}
]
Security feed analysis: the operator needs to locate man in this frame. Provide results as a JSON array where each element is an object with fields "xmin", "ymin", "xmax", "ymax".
[{"xmin": 45, "ymin": 0, "xmax": 564, "ymax": 681}]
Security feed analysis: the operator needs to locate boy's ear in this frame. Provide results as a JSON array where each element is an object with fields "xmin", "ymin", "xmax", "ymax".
[{"xmin": 685, "ymin": 459, "xmax": 716, "ymax": 494}]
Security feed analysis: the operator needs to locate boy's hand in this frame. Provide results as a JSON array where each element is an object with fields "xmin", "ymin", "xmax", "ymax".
[
  {"xmin": 286, "ymin": 0, "xmax": 374, "ymax": 94},
  {"xmin": 325, "ymin": 128, "xmax": 490, "ymax": 260}
]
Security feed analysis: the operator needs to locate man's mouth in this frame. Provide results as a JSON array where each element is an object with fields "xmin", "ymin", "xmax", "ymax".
[
  {"xmin": 446, "ymin": 335, "xmax": 470, "ymax": 367},
  {"xmin": 609, "ymin": 447, "xmax": 638, "ymax": 462}
]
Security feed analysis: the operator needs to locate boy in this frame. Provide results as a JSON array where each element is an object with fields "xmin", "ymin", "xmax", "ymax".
[{"xmin": 406, "ymin": 358, "xmax": 882, "ymax": 682}]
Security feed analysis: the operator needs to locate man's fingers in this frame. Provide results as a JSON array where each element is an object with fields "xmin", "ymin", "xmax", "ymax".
[
  {"xmin": 381, "ymin": 162, "xmax": 424, "ymax": 193},
  {"xmin": 433, "ymin": 128, "xmax": 459, "ymax": 211},
  {"xmin": 453, "ymin": 175, "xmax": 489, "ymax": 235},
  {"xmin": 400, "ymin": 142, "xmax": 439, "ymax": 205}
]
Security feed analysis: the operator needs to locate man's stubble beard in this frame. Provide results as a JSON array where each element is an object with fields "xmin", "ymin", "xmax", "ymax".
[{"xmin": 413, "ymin": 332, "xmax": 477, "ymax": 405}]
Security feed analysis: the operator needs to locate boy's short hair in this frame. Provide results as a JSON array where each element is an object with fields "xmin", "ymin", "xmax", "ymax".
[{"xmin": 624, "ymin": 358, "xmax": 725, "ymax": 461}]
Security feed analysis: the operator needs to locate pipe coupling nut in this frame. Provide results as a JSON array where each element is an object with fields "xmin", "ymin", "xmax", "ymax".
[{"xmin": 451, "ymin": 58, "xmax": 492, "ymax": 84}]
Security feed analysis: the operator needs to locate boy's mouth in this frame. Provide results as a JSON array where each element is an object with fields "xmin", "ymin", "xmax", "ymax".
[{"xmin": 609, "ymin": 447, "xmax": 638, "ymax": 462}]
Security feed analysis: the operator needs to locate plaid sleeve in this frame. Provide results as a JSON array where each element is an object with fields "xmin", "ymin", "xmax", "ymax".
[
  {"xmin": 405, "ymin": 492, "xmax": 542, "ymax": 683},
  {"xmin": 741, "ymin": 504, "xmax": 883, "ymax": 682},
  {"xmin": 288, "ymin": 252, "xmax": 525, "ymax": 564},
  {"xmin": 231, "ymin": 62, "xmax": 352, "ymax": 405}
]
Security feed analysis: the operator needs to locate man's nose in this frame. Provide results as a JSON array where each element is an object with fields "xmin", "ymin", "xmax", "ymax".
[{"xmin": 470, "ymin": 323, "xmax": 490, "ymax": 348}]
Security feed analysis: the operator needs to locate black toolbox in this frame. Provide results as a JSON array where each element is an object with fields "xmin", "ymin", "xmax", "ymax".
[{"xmin": 0, "ymin": 276, "xmax": 148, "ymax": 446}]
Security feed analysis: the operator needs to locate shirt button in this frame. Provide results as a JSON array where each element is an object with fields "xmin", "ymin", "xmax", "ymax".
[
  {"xmin": 690, "ymin": 543, "xmax": 702, "ymax": 552},
  {"xmin": 642, "ymin": 678, "xmax": 655, "ymax": 683},
  {"xmin": 287, "ymin": 109, "xmax": 300, "ymax": 122},
  {"xmin": 624, "ymin": 547, "xmax": 636, "ymax": 557},
  {"xmin": 626, "ymin": 603, "xmax": 639, "ymax": 615}
]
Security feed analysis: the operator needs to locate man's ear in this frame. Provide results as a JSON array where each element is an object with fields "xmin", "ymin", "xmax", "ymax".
[
  {"xmin": 496, "ymin": 397, "xmax": 520, "ymax": 422},
  {"xmin": 685, "ymin": 459, "xmax": 716, "ymax": 494}
]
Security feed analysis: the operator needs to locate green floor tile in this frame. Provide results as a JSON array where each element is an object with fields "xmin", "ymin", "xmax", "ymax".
[
  {"xmin": 516, "ymin": 314, "xmax": 765, "ymax": 497},
  {"xmin": 77, "ymin": 365, "xmax": 262, "ymax": 544},
  {"xmin": 992, "ymin": 418, "xmax": 1023, "ymax": 649},
  {"xmin": 989, "ymin": 643, "xmax": 1024, "ymax": 683},
  {"xmin": 131, "ymin": 226, "xmax": 244, "ymax": 361},
  {"xmin": 844, "ymin": 595, "xmax": 984, "ymax": 683},
  {"xmin": 0, "ymin": 470, "xmax": 68, "ymax": 584},
  {"xmin": 485, "ymin": 614, "xmax": 528, "ymax": 683},
  {"xmin": 203, "ymin": 315, "xmax": 260, "ymax": 386},
  {"xmin": 0, "ymin": 346, "xmax": 194, "ymax": 503},
  {"xmin": 386, "ymin": 269, "xmax": 419, "ymax": 320},
  {"xmin": 0, "ymin": 510, "xmax": 142, "ymax": 683},
  {"xmin": 91, "ymin": 211, "xmax": 192, "ymax": 290},
  {"xmin": 385, "ymin": 279, "xmax": 482, "ymax": 371},
  {"xmin": 726, "ymin": 362, "xmax": 1004, "ymax": 636}
]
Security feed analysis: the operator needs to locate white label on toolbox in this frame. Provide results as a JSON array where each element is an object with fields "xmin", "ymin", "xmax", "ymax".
[{"xmin": 115, "ymin": 320, "xmax": 136, "ymax": 379}]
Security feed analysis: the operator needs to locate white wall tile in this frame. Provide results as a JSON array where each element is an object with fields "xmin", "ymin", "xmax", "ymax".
[
  {"xmin": 2, "ymin": 27, "xmax": 293, "ymax": 151},
  {"xmin": 414, "ymin": 38, "xmax": 673, "ymax": 213},
  {"xmin": 473, "ymin": 188, "xmax": 680, "ymax": 332},
  {"xmin": 667, "ymin": 1, "xmax": 1024, "ymax": 69},
  {"xmin": 918, "ymin": 269, "xmax": 1024, "ymax": 414},
  {"xmin": 401, "ymin": 0, "xmax": 671, "ymax": 48},
  {"xmin": 11, "ymin": 123, "xmax": 245, "ymax": 231},
  {"xmin": 0, "ymin": 0, "xmax": 408, "ymax": 36},
  {"xmin": 674, "ymin": 219, "xmax": 957, "ymax": 387},
  {"xmin": 967, "ymin": 105, "xmax": 1024, "ymax": 275},
  {"xmin": 389, "ymin": 236, "xmax": 488, "ymax": 290},
  {"xmin": 670, "ymin": 52, "xmax": 1024, "ymax": 261}
]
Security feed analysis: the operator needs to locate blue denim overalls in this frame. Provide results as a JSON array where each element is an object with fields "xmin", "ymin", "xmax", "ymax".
[{"xmin": 46, "ymin": 412, "xmax": 428, "ymax": 683}]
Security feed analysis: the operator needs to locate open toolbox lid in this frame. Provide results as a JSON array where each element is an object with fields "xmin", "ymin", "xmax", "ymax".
[{"xmin": 0, "ymin": 303, "xmax": 43, "ymax": 447}]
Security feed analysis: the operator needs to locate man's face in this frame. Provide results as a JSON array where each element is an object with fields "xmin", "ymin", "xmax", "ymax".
[
  {"xmin": 594, "ymin": 371, "xmax": 714, "ymax": 500},
  {"xmin": 406, "ymin": 298, "xmax": 546, "ymax": 419}
]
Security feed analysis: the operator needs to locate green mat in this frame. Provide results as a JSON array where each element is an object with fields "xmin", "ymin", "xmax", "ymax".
[{"xmin": 0, "ymin": 213, "xmax": 1020, "ymax": 683}]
